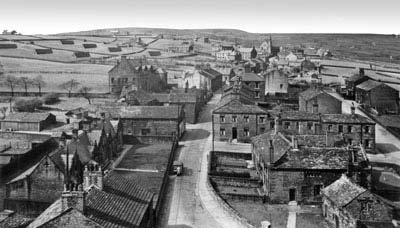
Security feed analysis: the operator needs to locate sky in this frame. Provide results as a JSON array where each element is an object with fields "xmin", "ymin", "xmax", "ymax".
[{"xmin": 0, "ymin": 0, "xmax": 398, "ymax": 35}]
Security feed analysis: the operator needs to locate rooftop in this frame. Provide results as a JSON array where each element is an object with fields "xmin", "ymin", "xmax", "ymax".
[
  {"xmin": 119, "ymin": 105, "xmax": 182, "ymax": 119},
  {"xmin": 2, "ymin": 112, "xmax": 53, "ymax": 123},
  {"xmin": 356, "ymin": 79, "xmax": 384, "ymax": 91},
  {"xmin": 213, "ymin": 99, "xmax": 267, "ymax": 114},
  {"xmin": 213, "ymin": 141, "xmax": 252, "ymax": 154},
  {"xmin": 322, "ymin": 175, "xmax": 365, "ymax": 207}
]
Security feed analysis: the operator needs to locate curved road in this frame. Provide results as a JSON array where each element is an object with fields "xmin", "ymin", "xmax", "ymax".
[{"xmin": 156, "ymin": 94, "xmax": 224, "ymax": 228}]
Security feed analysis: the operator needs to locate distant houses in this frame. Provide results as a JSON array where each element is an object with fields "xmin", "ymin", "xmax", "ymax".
[{"xmin": 0, "ymin": 112, "xmax": 56, "ymax": 132}]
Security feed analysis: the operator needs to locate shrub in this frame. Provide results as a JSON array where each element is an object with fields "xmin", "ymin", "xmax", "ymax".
[
  {"xmin": 43, "ymin": 93, "xmax": 60, "ymax": 105},
  {"xmin": 14, "ymin": 98, "xmax": 43, "ymax": 112}
]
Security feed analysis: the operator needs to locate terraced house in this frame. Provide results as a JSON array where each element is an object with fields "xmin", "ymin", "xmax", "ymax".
[
  {"xmin": 275, "ymin": 107, "xmax": 376, "ymax": 153},
  {"xmin": 252, "ymin": 131, "xmax": 371, "ymax": 203}
]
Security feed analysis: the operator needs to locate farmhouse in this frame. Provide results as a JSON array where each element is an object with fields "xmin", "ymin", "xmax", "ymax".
[{"xmin": 1, "ymin": 112, "xmax": 56, "ymax": 132}]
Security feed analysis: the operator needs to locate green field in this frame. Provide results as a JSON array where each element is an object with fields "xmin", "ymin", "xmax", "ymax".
[{"xmin": 0, "ymin": 57, "xmax": 111, "ymax": 93}]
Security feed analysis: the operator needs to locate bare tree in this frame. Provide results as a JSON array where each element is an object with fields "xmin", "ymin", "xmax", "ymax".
[
  {"xmin": 78, "ymin": 86, "xmax": 92, "ymax": 104},
  {"xmin": 59, "ymin": 79, "xmax": 80, "ymax": 98},
  {"xmin": 33, "ymin": 75, "xmax": 46, "ymax": 96},
  {"xmin": 20, "ymin": 77, "xmax": 33, "ymax": 96},
  {"xmin": 0, "ymin": 75, "xmax": 20, "ymax": 97}
]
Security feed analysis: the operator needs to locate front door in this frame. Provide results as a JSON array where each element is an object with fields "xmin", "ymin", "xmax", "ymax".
[
  {"xmin": 232, "ymin": 127, "xmax": 237, "ymax": 140},
  {"xmin": 289, "ymin": 188, "xmax": 296, "ymax": 201}
]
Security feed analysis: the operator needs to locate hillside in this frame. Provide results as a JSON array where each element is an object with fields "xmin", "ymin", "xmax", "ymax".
[{"xmin": 57, "ymin": 27, "xmax": 400, "ymax": 64}]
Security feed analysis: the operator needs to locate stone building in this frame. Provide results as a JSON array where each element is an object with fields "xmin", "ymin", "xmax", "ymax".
[
  {"xmin": 230, "ymin": 72, "xmax": 265, "ymax": 102},
  {"xmin": 264, "ymin": 68, "xmax": 288, "ymax": 96},
  {"xmin": 344, "ymin": 69, "xmax": 370, "ymax": 99},
  {"xmin": 212, "ymin": 82, "xmax": 273, "ymax": 143},
  {"xmin": 1, "ymin": 112, "xmax": 56, "ymax": 132},
  {"xmin": 276, "ymin": 108, "xmax": 376, "ymax": 153},
  {"xmin": 252, "ymin": 131, "xmax": 371, "ymax": 203},
  {"xmin": 108, "ymin": 56, "xmax": 168, "ymax": 95},
  {"xmin": 299, "ymin": 87, "xmax": 342, "ymax": 114},
  {"xmin": 356, "ymin": 79, "xmax": 399, "ymax": 114},
  {"xmin": 119, "ymin": 105, "xmax": 185, "ymax": 144},
  {"xmin": 183, "ymin": 66, "xmax": 223, "ymax": 93},
  {"xmin": 26, "ymin": 165, "xmax": 155, "ymax": 228},
  {"xmin": 322, "ymin": 175, "xmax": 395, "ymax": 228}
]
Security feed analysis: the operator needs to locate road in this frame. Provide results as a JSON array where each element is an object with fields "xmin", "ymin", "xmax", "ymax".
[{"xmin": 156, "ymin": 94, "xmax": 224, "ymax": 228}]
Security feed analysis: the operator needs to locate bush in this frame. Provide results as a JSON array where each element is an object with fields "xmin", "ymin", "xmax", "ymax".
[
  {"xmin": 43, "ymin": 93, "xmax": 60, "ymax": 105},
  {"xmin": 14, "ymin": 98, "xmax": 43, "ymax": 112}
]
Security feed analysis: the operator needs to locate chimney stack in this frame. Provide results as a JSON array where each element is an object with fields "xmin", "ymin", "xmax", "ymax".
[
  {"xmin": 83, "ymin": 163, "xmax": 103, "ymax": 191},
  {"xmin": 351, "ymin": 103, "xmax": 356, "ymax": 115},
  {"xmin": 274, "ymin": 115, "xmax": 280, "ymax": 135},
  {"xmin": 61, "ymin": 183, "xmax": 86, "ymax": 213},
  {"xmin": 269, "ymin": 140, "xmax": 274, "ymax": 163},
  {"xmin": 72, "ymin": 129, "xmax": 79, "ymax": 140},
  {"xmin": 291, "ymin": 135, "xmax": 298, "ymax": 150}
]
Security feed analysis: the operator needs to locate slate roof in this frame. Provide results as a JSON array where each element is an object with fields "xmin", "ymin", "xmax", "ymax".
[
  {"xmin": 346, "ymin": 74, "xmax": 366, "ymax": 82},
  {"xmin": 276, "ymin": 147, "xmax": 365, "ymax": 170},
  {"xmin": 242, "ymin": 72, "xmax": 264, "ymax": 82},
  {"xmin": 299, "ymin": 88, "xmax": 340, "ymax": 102},
  {"xmin": 27, "ymin": 172, "xmax": 154, "ymax": 228},
  {"xmin": 322, "ymin": 114, "xmax": 375, "ymax": 124},
  {"xmin": 2, "ymin": 112, "xmax": 53, "ymax": 123},
  {"xmin": 356, "ymin": 80, "xmax": 383, "ymax": 91},
  {"xmin": 322, "ymin": 175, "xmax": 366, "ymax": 207},
  {"xmin": 7, "ymin": 161, "xmax": 41, "ymax": 184},
  {"xmin": 200, "ymin": 68, "xmax": 222, "ymax": 79},
  {"xmin": 0, "ymin": 210, "xmax": 34, "ymax": 228},
  {"xmin": 120, "ymin": 105, "xmax": 182, "ymax": 119},
  {"xmin": 280, "ymin": 111, "xmax": 321, "ymax": 121},
  {"xmin": 251, "ymin": 131, "xmax": 291, "ymax": 164},
  {"xmin": 213, "ymin": 99, "xmax": 267, "ymax": 114}
]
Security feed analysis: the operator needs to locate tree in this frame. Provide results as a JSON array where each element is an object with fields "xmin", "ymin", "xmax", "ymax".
[
  {"xmin": 33, "ymin": 75, "xmax": 46, "ymax": 96},
  {"xmin": 59, "ymin": 79, "xmax": 80, "ymax": 98},
  {"xmin": 78, "ymin": 86, "xmax": 92, "ymax": 104},
  {"xmin": 20, "ymin": 77, "xmax": 33, "ymax": 96},
  {"xmin": 14, "ymin": 98, "xmax": 43, "ymax": 112},
  {"xmin": 0, "ymin": 75, "xmax": 20, "ymax": 97}
]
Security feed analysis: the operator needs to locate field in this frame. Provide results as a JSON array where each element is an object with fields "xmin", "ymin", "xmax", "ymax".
[
  {"xmin": 0, "ymin": 57, "xmax": 111, "ymax": 93},
  {"xmin": 0, "ymin": 41, "xmax": 98, "ymax": 62},
  {"xmin": 34, "ymin": 40, "xmax": 144, "ymax": 55}
]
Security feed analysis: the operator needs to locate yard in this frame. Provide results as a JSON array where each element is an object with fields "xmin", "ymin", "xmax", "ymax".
[{"xmin": 226, "ymin": 200, "xmax": 289, "ymax": 228}]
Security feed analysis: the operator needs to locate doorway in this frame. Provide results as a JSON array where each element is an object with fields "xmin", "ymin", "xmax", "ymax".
[
  {"xmin": 289, "ymin": 188, "xmax": 296, "ymax": 201},
  {"xmin": 232, "ymin": 127, "xmax": 237, "ymax": 140}
]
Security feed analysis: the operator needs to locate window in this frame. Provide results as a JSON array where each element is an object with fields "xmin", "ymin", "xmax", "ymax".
[
  {"xmin": 270, "ymin": 121, "xmax": 275, "ymax": 129},
  {"xmin": 314, "ymin": 184, "xmax": 323, "ymax": 196},
  {"xmin": 280, "ymin": 84, "xmax": 283, "ymax": 89},
  {"xmin": 284, "ymin": 122, "xmax": 290, "ymax": 129},
  {"xmin": 255, "ymin": 91, "xmax": 260, "ymax": 98},
  {"xmin": 348, "ymin": 125, "xmax": 352, "ymax": 133},
  {"xmin": 244, "ymin": 128, "xmax": 250, "ymax": 136},
  {"xmin": 111, "ymin": 78, "xmax": 115, "ymax": 83},
  {"xmin": 365, "ymin": 139, "xmax": 371, "ymax": 148},
  {"xmin": 220, "ymin": 128, "xmax": 226, "ymax": 136},
  {"xmin": 220, "ymin": 115, "xmax": 225, "ymax": 123},
  {"xmin": 260, "ymin": 127, "xmax": 265, "ymax": 133},
  {"xmin": 232, "ymin": 115, "xmax": 237, "ymax": 122},
  {"xmin": 307, "ymin": 122, "xmax": 313, "ymax": 130},
  {"xmin": 259, "ymin": 116, "xmax": 265, "ymax": 123},
  {"xmin": 328, "ymin": 125, "xmax": 333, "ymax": 132},
  {"xmin": 141, "ymin": 128, "xmax": 150, "ymax": 136},
  {"xmin": 244, "ymin": 115, "xmax": 249, "ymax": 123},
  {"xmin": 364, "ymin": 126, "xmax": 370, "ymax": 133},
  {"xmin": 255, "ymin": 82, "xmax": 260, "ymax": 89},
  {"xmin": 348, "ymin": 138, "xmax": 353, "ymax": 145},
  {"xmin": 338, "ymin": 125, "xmax": 343, "ymax": 133}
]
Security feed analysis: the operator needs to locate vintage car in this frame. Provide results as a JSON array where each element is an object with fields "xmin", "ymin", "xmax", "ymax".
[{"xmin": 173, "ymin": 161, "xmax": 183, "ymax": 176}]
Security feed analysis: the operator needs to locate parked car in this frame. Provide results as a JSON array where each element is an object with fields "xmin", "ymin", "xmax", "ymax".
[{"xmin": 173, "ymin": 161, "xmax": 183, "ymax": 176}]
